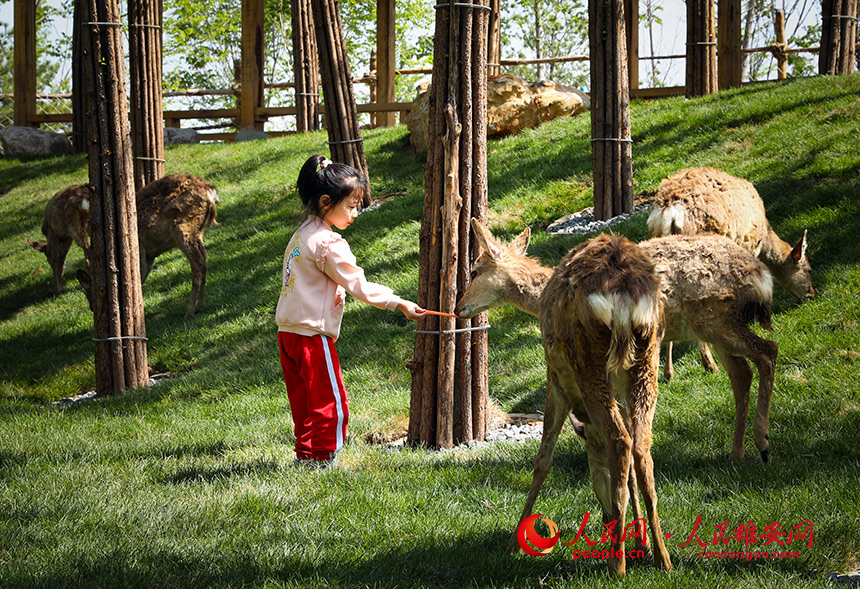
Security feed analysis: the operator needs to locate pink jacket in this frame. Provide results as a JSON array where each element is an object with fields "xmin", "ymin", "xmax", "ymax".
[{"xmin": 276, "ymin": 216, "xmax": 404, "ymax": 340}]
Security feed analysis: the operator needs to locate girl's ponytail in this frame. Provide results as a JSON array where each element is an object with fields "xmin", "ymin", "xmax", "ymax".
[{"xmin": 295, "ymin": 154, "xmax": 368, "ymax": 218}]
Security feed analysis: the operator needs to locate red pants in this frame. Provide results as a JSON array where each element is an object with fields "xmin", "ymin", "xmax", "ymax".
[{"xmin": 278, "ymin": 332, "xmax": 349, "ymax": 460}]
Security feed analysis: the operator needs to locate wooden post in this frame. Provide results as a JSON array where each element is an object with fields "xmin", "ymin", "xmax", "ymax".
[
  {"xmin": 624, "ymin": 0, "xmax": 639, "ymax": 92},
  {"xmin": 487, "ymin": 0, "xmax": 502, "ymax": 77},
  {"xmin": 72, "ymin": 0, "xmax": 87, "ymax": 152},
  {"xmin": 240, "ymin": 0, "xmax": 265, "ymax": 130},
  {"xmin": 128, "ymin": 0, "xmax": 165, "ymax": 190},
  {"xmin": 820, "ymin": 0, "xmax": 858, "ymax": 74},
  {"xmin": 369, "ymin": 50, "xmax": 378, "ymax": 127},
  {"xmin": 13, "ymin": 0, "xmax": 37, "ymax": 127},
  {"xmin": 686, "ymin": 0, "xmax": 717, "ymax": 97},
  {"xmin": 312, "ymin": 0, "xmax": 372, "ymax": 206},
  {"xmin": 409, "ymin": 0, "xmax": 490, "ymax": 449},
  {"xmin": 82, "ymin": 0, "xmax": 148, "ymax": 396},
  {"xmin": 292, "ymin": 0, "xmax": 320, "ymax": 132},
  {"xmin": 376, "ymin": 0, "xmax": 396, "ymax": 127},
  {"xmin": 774, "ymin": 9, "xmax": 788, "ymax": 79},
  {"xmin": 590, "ymin": 0, "xmax": 633, "ymax": 221},
  {"xmin": 717, "ymin": 0, "xmax": 742, "ymax": 88}
]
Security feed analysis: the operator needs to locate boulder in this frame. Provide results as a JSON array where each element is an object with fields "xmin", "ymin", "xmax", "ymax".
[
  {"xmin": 235, "ymin": 128, "xmax": 270, "ymax": 142},
  {"xmin": 406, "ymin": 76, "xmax": 590, "ymax": 153},
  {"xmin": 0, "ymin": 125, "xmax": 74, "ymax": 157},
  {"xmin": 164, "ymin": 127, "xmax": 200, "ymax": 145}
]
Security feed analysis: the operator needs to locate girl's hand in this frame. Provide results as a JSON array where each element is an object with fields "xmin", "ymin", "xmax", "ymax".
[{"xmin": 397, "ymin": 300, "xmax": 426, "ymax": 321}]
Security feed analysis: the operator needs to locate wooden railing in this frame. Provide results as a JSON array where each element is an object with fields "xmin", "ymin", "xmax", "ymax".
[{"xmin": 3, "ymin": 41, "xmax": 850, "ymax": 142}]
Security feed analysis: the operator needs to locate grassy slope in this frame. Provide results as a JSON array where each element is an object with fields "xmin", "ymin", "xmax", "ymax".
[{"xmin": 0, "ymin": 74, "xmax": 858, "ymax": 588}]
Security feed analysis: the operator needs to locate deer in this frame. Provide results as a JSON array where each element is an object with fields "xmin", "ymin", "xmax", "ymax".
[
  {"xmin": 457, "ymin": 223, "xmax": 778, "ymax": 463},
  {"xmin": 30, "ymin": 173, "xmax": 220, "ymax": 317},
  {"xmin": 27, "ymin": 184, "xmax": 93, "ymax": 294},
  {"xmin": 459, "ymin": 220, "xmax": 672, "ymax": 578},
  {"xmin": 647, "ymin": 166, "xmax": 811, "ymax": 380}
]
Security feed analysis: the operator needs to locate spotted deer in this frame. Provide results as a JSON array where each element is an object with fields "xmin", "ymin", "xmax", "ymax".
[
  {"xmin": 648, "ymin": 166, "xmax": 810, "ymax": 379},
  {"xmin": 457, "ymin": 223, "xmax": 778, "ymax": 463},
  {"xmin": 459, "ymin": 220, "xmax": 671, "ymax": 578},
  {"xmin": 31, "ymin": 173, "xmax": 220, "ymax": 317}
]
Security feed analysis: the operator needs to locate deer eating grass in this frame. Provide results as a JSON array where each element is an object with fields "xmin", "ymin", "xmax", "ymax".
[
  {"xmin": 648, "ymin": 166, "xmax": 811, "ymax": 379},
  {"xmin": 459, "ymin": 220, "xmax": 671, "ymax": 578},
  {"xmin": 27, "ymin": 184, "xmax": 93, "ymax": 294},
  {"xmin": 30, "ymin": 173, "xmax": 219, "ymax": 317}
]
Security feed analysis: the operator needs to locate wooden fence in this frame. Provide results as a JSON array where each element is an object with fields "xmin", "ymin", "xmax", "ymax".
[{"xmin": 2, "ymin": 41, "xmax": 850, "ymax": 142}]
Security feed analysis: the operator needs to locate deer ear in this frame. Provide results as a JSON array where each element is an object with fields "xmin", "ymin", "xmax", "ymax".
[
  {"xmin": 789, "ymin": 229, "xmax": 808, "ymax": 263},
  {"xmin": 27, "ymin": 238, "xmax": 47, "ymax": 253},
  {"xmin": 471, "ymin": 218, "xmax": 503, "ymax": 259},
  {"xmin": 509, "ymin": 227, "xmax": 531, "ymax": 255}
]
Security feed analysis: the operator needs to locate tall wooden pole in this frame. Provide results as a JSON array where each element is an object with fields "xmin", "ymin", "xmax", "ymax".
[
  {"xmin": 487, "ymin": 0, "xmax": 501, "ymax": 77},
  {"xmin": 312, "ymin": 0, "xmax": 372, "ymax": 206},
  {"xmin": 686, "ymin": 0, "xmax": 717, "ymax": 97},
  {"xmin": 13, "ymin": 0, "xmax": 37, "ymax": 127},
  {"xmin": 72, "ymin": 0, "xmax": 87, "ymax": 152},
  {"xmin": 409, "ymin": 0, "xmax": 489, "ymax": 449},
  {"xmin": 820, "ymin": 0, "xmax": 858, "ymax": 74},
  {"xmin": 129, "ymin": 0, "xmax": 165, "ymax": 190},
  {"xmin": 83, "ymin": 0, "xmax": 148, "ymax": 396},
  {"xmin": 240, "ymin": 0, "xmax": 265, "ymax": 131},
  {"xmin": 718, "ymin": 0, "xmax": 743, "ymax": 88},
  {"xmin": 590, "ymin": 0, "xmax": 633, "ymax": 221},
  {"xmin": 624, "ymin": 0, "xmax": 639, "ymax": 92},
  {"xmin": 292, "ymin": 0, "xmax": 320, "ymax": 132},
  {"xmin": 376, "ymin": 0, "xmax": 396, "ymax": 127}
]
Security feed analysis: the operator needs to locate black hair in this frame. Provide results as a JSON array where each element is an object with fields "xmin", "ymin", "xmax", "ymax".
[{"xmin": 295, "ymin": 154, "xmax": 368, "ymax": 218}]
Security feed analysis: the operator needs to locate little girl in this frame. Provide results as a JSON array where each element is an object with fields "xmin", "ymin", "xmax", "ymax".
[{"xmin": 276, "ymin": 154, "xmax": 425, "ymax": 467}]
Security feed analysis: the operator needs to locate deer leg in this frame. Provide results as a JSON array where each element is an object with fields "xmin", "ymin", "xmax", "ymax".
[
  {"xmin": 611, "ymin": 371, "xmax": 647, "ymax": 552},
  {"xmin": 626, "ymin": 357, "xmax": 672, "ymax": 571},
  {"xmin": 662, "ymin": 342, "xmax": 675, "ymax": 381},
  {"xmin": 179, "ymin": 240, "xmax": 207, "ymax": 317},
  {"xmin": 698, "ymin": 341, "xmax": 720, "ymax": 374},
  {"xmin": 711, "ymin": 346, "xmax": 753, "ymax": 460},
  {"xmin": 747, "ymin": 339, "xmax": 778, "ymax": 463},
  {"xmin": 49, "ymin": 237, "xmax": 73, "ymax": 293},
  {"xmin": 508, "ymin": 377, "xmax": 570, "ymax": 552}
]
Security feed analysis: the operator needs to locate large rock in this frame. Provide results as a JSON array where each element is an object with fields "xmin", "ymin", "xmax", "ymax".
[
  {"xmin": 164, "ymin": 127, "xmax": 200, "ymax": 145},
  {"xmin": 406, "ymin": 76, "xmax": 590, "ymax": 153},
  {"xmin": 0, "ymin": 125, "xmax": 74, "ymax": 157}
]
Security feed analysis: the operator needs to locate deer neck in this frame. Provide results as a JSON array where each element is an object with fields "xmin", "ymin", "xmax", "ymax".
[
  {"xmin": 506, "ymin": 257, "xmax": 554, "ymax": 317},
  {"xmin": 758, "ymin": 227, "xmax": 791, "ymax": 270}
]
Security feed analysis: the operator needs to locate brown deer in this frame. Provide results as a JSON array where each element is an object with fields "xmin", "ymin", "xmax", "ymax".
[
  {"xmin": 31, "ymin": 173, "xmax": 219, "ymax": 317},
  {"xmin": 27, "ymin": 184, "xmax": 93, "ymax": 293},
  {"xmin": 457, "ymin": 224, "xmax": 777, "ymax": 463},
  {"xmin": 648, "ymin": 166, "xmax": 811, "ymax": 379},
  {"xmin": 459, "ymin": 220, "xmax": 671, "ymax": 578}
]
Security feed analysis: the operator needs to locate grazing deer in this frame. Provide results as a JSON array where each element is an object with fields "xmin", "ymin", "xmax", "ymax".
[
  {"xmin": 648, "ymin": 166, "xmax": 810, "ymax": 379},
  {"xmin": 31, "ymin": 173, "xmax": 219, "ymax": 317},
  {"xmin": 457, "ymin": 224, "xmax": 777, "ymax": 463},
  {"xmin": 28, "ymin": 184, "xmax": 93, "ymax": 293},
  {"xmin": 459, "ymin": 220, "xmax": 671, "ymax": 578}
]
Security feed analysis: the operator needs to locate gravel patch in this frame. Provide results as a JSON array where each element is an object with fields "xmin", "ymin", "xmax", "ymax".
[{"xmin": 546, "ymin": 203, "xmax": 650, "ymax": 235}]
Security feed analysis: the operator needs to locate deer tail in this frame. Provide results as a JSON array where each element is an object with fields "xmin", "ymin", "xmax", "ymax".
[{"xmin": 588, "ymin": 290, "xmax": 661, "ymax": 373}]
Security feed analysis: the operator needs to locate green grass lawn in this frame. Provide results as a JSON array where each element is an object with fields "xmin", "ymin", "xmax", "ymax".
[{"xmin": 1, "ymin": 73, "xmax": 859, "ymax": 588}]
